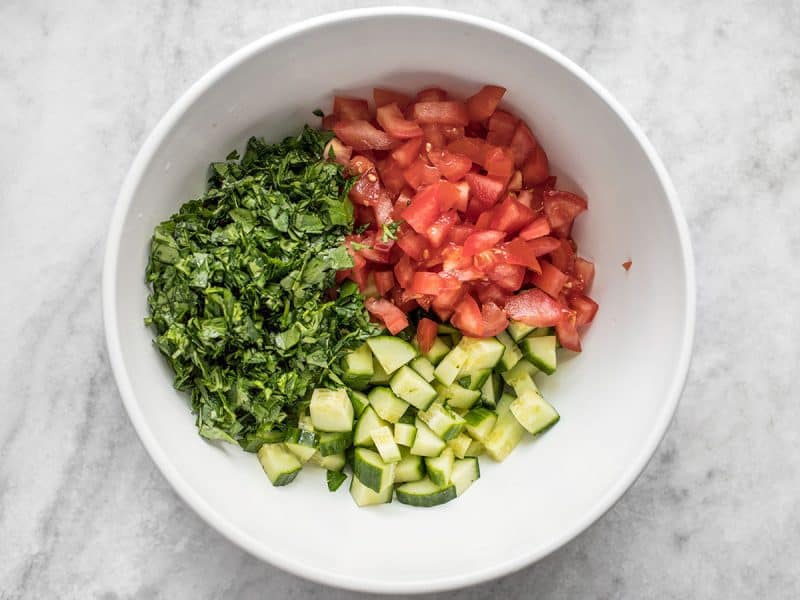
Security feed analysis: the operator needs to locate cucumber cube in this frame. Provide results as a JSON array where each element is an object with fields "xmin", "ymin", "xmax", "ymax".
[{"xmin": 310, "ymin": 388, "xmax": 353, "ymax": 432}]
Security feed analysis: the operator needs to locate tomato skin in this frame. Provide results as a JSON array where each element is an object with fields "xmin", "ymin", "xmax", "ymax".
[
  {"xmin": 428, "ymin": 149, "xmax": 473, "ymax": 182},
  {"xmin": 466, "ymin": 85, "xmax": 506, "ymax": 122},
  {"xmin": 555, "ymin": 311, "xmax": 582, "ymax": 351},
  {"xmin": 503, "ymin": 237, "xmax": 542, "ymax": 272},
  {"xmin": 334, "ymin": 120, "xmax": 398, "ymax": 151},
  {"xmin": 391, "ymin": 136, "xmax": 424, "ymax": 168},
  {"xmin": 333, "ymin": 96, "xmax": 371, "ymax": 121},
  {"xmin": 465, "ymin": 173, "xmax": 507, "ymax": 209},
  {"xmin": 410, "ymin": 271, "xmax": 461, "ymax": 295},
  {"xmin": 426, "ymin": 210, "xmax": 459, "ymax": 247},
  {"xmin": 393, "ymin": 254, "xmax": 415, "ymax": 288},
  {"xmin": 504, "ymin": 288, "xmax": 565, "ymax": 327},
  {"xmin": 374, "ymin": 88, "xmax": 411, "ymax": 108},
  {"xmin": 484, "ymin": 146, "xmax": 515, "ymax": 179},
  {"xmin": 446, "ymin": 137, "xmax": 489, "ymax": 166},
  {"xmin": 489, "ymin": 195, "xmax": 537, "ymax": 234},
  {"xmin": 523, "ymin": 235, "xmax": 562, "ymax": 257},
  {"xmin": 549, "ymin": 238, "xmax": 577, "ymax": 273},
  {"xmin": 509, "ymin": 122, "xmax": 538, "ymax": 167},
  {"xmin": 486, "ymin": 110, "xmax": 518, "ymax": 146},
  {"xmin": 403, "ymin": 185, "xmax": 441, "ymax": 234},
  {"xmin": 543, "ymin": 190, "xmax": 588, "ymax": 228},
  {"xmin": 366, "ymin": 297, "xmax": 409, "ymax": 334},
  {"xmin": 473, "ymin": 207, "xmax": 496, "ymax": 230},
  {"xmin": 412, "ymin": 101, "xmax": 470, "ymax": 127},
  {"xmin": 531, "ymin": 260, "xmax": 568, "ymax": 298},
  {"xmin": 349, "ymin": 170, "xmax": 382, "ymax": 206},
  {"xmin": 374, "ymin": 270, "xmax": 395, "ymax": 296},
  {"xmin": 451, "ymin": 293, "xmax": 484, "ymax": 337},
  {"xmin": 448, "ymin": 223, "xmax": 474, "ymax": 244},
  {"xmin": 416, "ymin": 87, "xmax": 448, "ymax": 102},
  {"xmin": 489, "ymin": 262, "xmax": 526, "ymax": 292},
  {"xmin": 403, "ymin": 159, "xmax": 440, "ymax": 189},
  {"xmin": 416, "ymin": 318, "xmax": 439, "ymax": 353},
  {"xmin": 519, "ymin": 216, "xmax": 551, "ymax": 240},
  {"xmin": 572, "ymin": 258, "xmax": 595, "ymax": 292},
  {"xmin": 521, "ymin": 144, "xmax": 550, "ymax": 185},
  {"xmin": 395, "ymin": 224, "xmax": 429, "ymax": 260},
  {"xmin": 480, "ymin": 302, "xmax": 509, "ymax": 337},
  {"xmin": 569, "ymin": 294, "xmax": 598, "ymax": 326},
  {"xmin": 463, "ymin": 230, "xmax": 506, "ymax": 257},
  {"xmin": 376, "ymin": 102, "xmax": 423, "ymax": 139},
  {"xmin": 476, "ymin": 283, "xmax": 509, "ymax": 307}
]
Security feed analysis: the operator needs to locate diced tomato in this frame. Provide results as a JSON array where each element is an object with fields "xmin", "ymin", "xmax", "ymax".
[
  {"xmin": 349, "ymin": 171, "xmax": 383, "ymax": 206},
  {"xmin": 474, "ymin": 249, "xmax": 502, "ymax": 272},
  {"xmin": 365, "ymin": 297, "xmax": 409, "ymax": 334},
  {"xmin": 393, "ymin": 254, "xmax": 415, "ymax": 288},
  {"xmin": 533, "ymin": 175, "xmax": 558, "ymax": 195},
  {"xmin": 391, "ymin": 136, "xmax": 424, "ymax": 168},
  {"xmin": 431, "ymin": 284, "xmax": 466, "ymax": 317},
  {"xmin": 489, "ymin": 195, "xmax": 536, "ymax": 234},
  {"xmin": 391, "ymin": 287, "xmax": 417, "ymax": 313},
  {"xmin": 392, "ymin": 191, "xmax": 412, "ymax": 220},
  {"xmin": 484, "ymin": 146, "xmax": 515, "ymax": 179},
  {"xmin": 453, "ymin": 181, "xmax": 470, "ymax": 212},
  {"xmin": 503, "ymin": 237, "xmax": 542, "ymax": 272},
  {"xmin": 421, "ymin": 124, "xmax": 446, "ymax": 149},
  {"xmin": 353, "ymin": 204, "xmax": 377, "ymax": 229},
  {"xmin": 521, "ymin": 145, "xmax": 550, "ymax": 185},
  {"xmin": 465, "ymin": 173, "xmax": 506, "ymax": 208},
  {"xmin": 426, "ymin": 210, "xmax": 458, "ymax": 247},
  {"xmin": 622, "ymin": 260, "xmax": 632, "ymax": 271},
  {"xmin": 572, "ymin": 257, "xmax": 595, "ymax": 293},
  {"xmin": 395, "ymin": 224, "xmax": 429, "ymax": 260},
  {"xmin": 349, "ymin": 155, "xmax": 376, "ymax": 176},
  {"xmin": 373, "ymin": 194, "xmax": 395, "ymax": 225},
  {"xmin": 486, "ymin": 110, "xmax": 518, "ymax": 146},
  {"xmin": 428, "ymin": 149, "xmax": 472, "ymax": 182},
  {"xmin": 416, "ymin": 295, "xmax": 433, "ymax": 310},
  {"xmin": 333, "ymin": 96, "xmax": 371, "ymax": 121},
  {"xmin": 321, "ymin": 114, "xmax": 338, "ymax": 130},
  {"xmin": 480, "ymin": 302, "xmax": 509, "ymax": 337},
  {"xmin": 446, "ymin": 137, "xmax": 489, "ymax": 166},
  {"xmin": 519, "ymin": 216, "xmax": 551, "ymax": 240},
  {"xmin": 403, "ymin": 185, "xmax": 441, "ymax": 233},
  {"xmin": 441, "ymin": 244, "xmax": 471, "ymax": 271},
  {"xmin": 323, "ymin": 138, "xmax": 352, "ymax": 166},
  {"xmin": 569, "ymin": 294, "xmax": 598, "ymax": 326},
  {"xmin": 449, "ymin": 223, "xmax": 474, "ymax": 244},
  {"xmin": 416, "ymin": 87, "xmax": 448, "ymax": 102},
  {"xmin": 475, "ymin": 283, "xmax": 509, "ymax": 307},
  {"xmin": 555, "ymin": 311, "xmax": 582, "ymax": 351},
  {"xmin": 543, "ymin": 190, "xmax": 588, "ymax": 228},
  {"xmin": 349, "ymin": 254, "xmax": 370, "ymax": 290},
  {"xmin": 523, "ymin": 236, "xmax": 562, "ymax": 257},
  {"xmin": 433, "ymin": 181, "xmax": 462, "ymax": 212},
  {"xmin": 376, "ymin": 159, "xmax": 406, "ymax": 197},
  {"xmin": 441, "ymin": 126, "xmax": 464, "ymax": 141},
  {"xmin": 334, "ymin": 120, "xmax": 398, "ymax": 151},
  {"xmin": 376, "ymin": 102, "xmax": 423, "ymax": 139},
  {"xmin": 516, "ymin": 189, "xmax": 534, "ymax": 208},
  {"xmin": 473, "ymin": 207, "xmax": 496, "ymax": 230},
  {"xmin": 374, "ymin": 271, "xmax": 395, "ymax": 296},
  {"xmin": 466, "ymin": 85, "xmax": 506, "ymax": 122},
  {"xmin": 509, "ymin": 122, "xmax": 538, "ymax": 167},
  {"xmin": 451, "ymin": 293, "xmax": 484, "ymax": 337},
  {"xmin": 374, "ymin": 87, "xmax": 411, "ymax": 108},
  {"xmin": 488, "ymin": 262, "xmax": 526, "ymax": 291},
  {"xmin": 507, "ymin": 170, "xmax": 523, "ymax": 192},
  {"xmin": 504, "ymin": 288, "xmax": 565, "ymax": 327},
  {"xmin": 463, "ymin": 230, "xmax": 506, "ymax": 257},
  {"xmin": 531, "ymin": 260, "xmax": 567, "ymax": 297},
  {"xmin": 550, "ymin": 238, "xmax": 577, "ymax": 273},
  {"xmin": 416, "ymin": 318, "xmax": 439, "ymax": 353},
  {"xmin": 551, "ymin": 221, "xmax": 573, "ymax": 239},
  {"xmin": 410, "ymin": 271, "xmax": 461, "ymax": 296},
  {"xmin": 412, "ymin": 101, "xmax": 470, "ymax": 127},
  {"xmin": 403, "ymin": 159, "xmax": 440, "ymax": 189}
]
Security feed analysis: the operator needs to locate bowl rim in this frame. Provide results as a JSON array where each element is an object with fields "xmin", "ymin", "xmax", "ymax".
[{"xmin": 102, "ymin": 6, "xmax": 696, "ymax": 594}]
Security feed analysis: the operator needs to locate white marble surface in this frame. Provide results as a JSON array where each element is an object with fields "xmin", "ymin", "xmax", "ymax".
[{"xmin": 2, "ymin": 0, "xmax": 799, "ymax": 597}]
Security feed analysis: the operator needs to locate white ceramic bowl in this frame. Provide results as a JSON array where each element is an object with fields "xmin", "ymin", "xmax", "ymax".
[{"xmin": 103, "ymin": 8, "xmax": 694, "ymax": 594}]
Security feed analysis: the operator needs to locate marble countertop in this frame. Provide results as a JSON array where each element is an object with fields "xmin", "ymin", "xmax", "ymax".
[{"xmin": 2, "ymin": 1, "xmax": 799, "ymax": 598}]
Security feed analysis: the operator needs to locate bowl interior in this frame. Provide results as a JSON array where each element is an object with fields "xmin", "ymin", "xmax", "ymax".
[{"xmin": 106, "ymin": 10, "xmax": 692, "ymax": 593}]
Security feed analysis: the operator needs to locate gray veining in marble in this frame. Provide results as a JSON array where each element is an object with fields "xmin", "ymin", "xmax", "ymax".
[{"xmin": 2, "ymin": 0, "xmax": 799, "ymax": 598}]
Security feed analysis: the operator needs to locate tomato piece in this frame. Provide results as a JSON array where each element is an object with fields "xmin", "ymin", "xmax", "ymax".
[
  {"xmin": 473, "ymin": 208, "xmax": 496, "ymax": 230},
  {"xmin": 446, "ymin": 137, "xmax": 489, "ymax": 166},
  {"xmin": 519, "ymin": 216, "xmax": 551, "ymax": 240},
  {"xmin": 488, "ymin": 262, "xmax": 526, "ymax": 291},
  {"xmin": 486, "ymin": 110, "xmax": 518, "ymax": 146},
  {"xmin": 333, "ymin": 96, "xmax": 371, "ymax": 121},
  {"xmin": 507, "ymin": 170, "xmax": 523, "ymax": 192},
  {"xmin": 572, "ymin": 257, "xmax": 595, "ymax": 293},
  {"xmin": 451, "ymin": 293, "xmax": 484, "ymax": 337},
  {"xmin": 376, "ymin": 158, "xmax": 406, "ymax": 197},
  {"xmin": 416, "ymin": 318, "xmax": 439, "ymax": 353},
  {"xmin": 403, "ymin": 185, "xmax": 441, "ymax": 233},
  {"xmin": 349, "ymin": 170, "xmax": 383, "ymax": 206},
  {"xmin": 374, "ymin": 271, "xmax": 395, "ymax": 296},
  {"xmin": 403, "ymin": 159, "xmax": 440, "ymax": 189},
  {"xmin": 390, "ymin": 287, "xmax": 417, "ymax": 313},
  {"xmin": 442, "ymin": 244, "xmax": 472, "ymax": 271},
  {"xmin": 463, "ymin": 230, "xmax": 506, "ymax": 257},
  {"xmin": 334, "ymin": 120, "xmax": 398, "ymax": 151},
  {"xmin": 376, "ymin": 102, "xmax": 423, "ymax": 139},
  {"xmin": 504, "ymin": 288, "xmax": 565, "ymax": 327},
  {"xmin": 431, "ymin": 284, "xmax": 466, "ymax": 318},
  {"xmin": 503, "ymin": 237, "xmax": 542, "ymax": 272},
  {"xmin": 555, "ymin": 311, "xmax": 582, "ymax": 352},
  {"xmin": 410, "ymin": 271, "xmax": 461, "ymax": 296},
  {"xmin": 395, "ymin": 224, "xmax": 429, "ymax": 260},
  {"xmin": 349, "ymin": 155, "xmax": 376, "ymax": 176},
  {"xmin": 466, "ymin": 85, "xmax": 506, "ymax": 122},
  {"xmin": 473, "ymin": 249, "xmax": 501, "ymax": 272},
  {"xmin": 480, "ymin": 302, "xmax": 509, "ymax": 337},
  {"xmin": 523, "ymin": 236, "xmax": 562, "ymax": 256},
  {"xmin": 428, "ymin": 149, "xmax": 472, "ymax": 182},
  {"xmin": 350, "ymin": 255, "xmax": 370, "ymax": 290},
  {"xmin": 412, "ymin": 101, "xmax": 470, "ymax": 127},
  {"xmin": 441, "ymin": 126, "xmax": 465, "ymax": 141},
  {"xmin": 323, "ymin": 138, "xmax": 352, "ymax": 166},
  {"xmin": 453, "ymin": 181, "xmax": 470, "ymax": 212},
  {"xmin": 484, "ymin": 146, "xmax": 515, "ymax": 179},
  {"xmin": 426, "ymin": 210, "xmax": 459, "ymax": 247},
  {"xmin": 569, "ymin": 294, "xmax": 598, "ymax": 326},
  {"xmin": 465, "ymin": 173, "xmax": 507, "ymax": 209},
  {"xmin": 476, "ymin": 283, "xmax": 509, "ymax": 307},
  {"xmin": 421, "ymin": 124, "xmax": 446, "ymax": 149},
  {"xmin": 393, "ymin": 254, "xmax": 415, "ymax": 288},
  {"xmin": 449, "ymin": 223, "xmax": 474, "ymax": 244},
  {"xmin": 391, "ymin": 136, "xmax": 424, "ymax": 168},
  {"xmin": 516, "ymin": 189, "xmax": 534, "ymax": 208},
  {"xmin": 509, "ymin": 122, "xmax": 538, "ymax": 167},
  {"xmin": 550, "ymin": 238, "xmax": 577, "ymax": 272},
  {"xmin": 489, "ymin": 195, "xmax": 536, "ymax": 234},
  {"xmin": 353, "ymin": 204, "xmax": 377, "ymax": 229},
  {"xmin": 543, "ymin": 190, "xmax": 588, "ymax": 228},
  {"xmin": 531, "ymin": 260, "xmax": 568, "ymax": 298},
  {"xmin": 373, "ymin": 193, "xmax": 395, "ymax": 226},
  {"xmin": 374, "ymin": 87, "xmax": 411, "ymax": 108},
  {"xmin": 365, "ymin": 297, "xmax": 409, "ymax": 334},
  {"xmin": 392, "ymin": 190, "xmax": 412, "ymax": 220},
  {"xmin": 321, "ymin": 114, "xmax": 338, "ymax": 130},
  {"xmin": 521, "ymin": 145, "xmax": 550, "ymax": 185},
  {"xmin": 416, "ymin": 87, "xmax": 448, "ymax": 102},
  {"xmin": 431, "ymin": 181, "xmax": 460, "ymax": 213}
]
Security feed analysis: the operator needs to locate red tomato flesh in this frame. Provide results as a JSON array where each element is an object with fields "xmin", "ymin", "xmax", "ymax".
[
  {"xmin": 376, "ymin": 102, "xmax": 423, "ymax": 139},
  {"xmin": 416, "ymin": 318, "xmax": 439, "ymax": 353}
]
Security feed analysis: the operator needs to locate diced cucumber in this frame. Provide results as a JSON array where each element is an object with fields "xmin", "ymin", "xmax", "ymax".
[
  {"xmin": 318, "ymin": 431, "xmax": 352, "ymax": 456},
  {"xmin": 353, "ymin": 406, "xmax": 388, "ymax": 447},
  {"xmin": 418, "ymin": 403, "xmax": 466, "ymax": 441},
  {"xmin": 465, "ymin": 440, "xmax": 485, "ymax": 457},
  {"xmin": 451, "ymin": 457, "xmax": 480, "ymax": 496},
  {"xmin": 390, "ymin": 365, "xmax": 438, "ymax": 410},
  {"xmin": 398, "ymin": 409, "xmax": 416, "ymax": 425},
  {"xmin": 350, "ymin": 474, "xmax": 393, "ymax": 506},
  {"xmin": 457, "ymin": 369, "xmax": 492, "ymax": 391},
  {"xmin": 368, "ymin": 386, "xmax": 409, "ymax": 423},
  {"xmin": 298, "ymin": 411, "xmax": 315, "ymax": 432},
  {"xmin": 425, "ymin": 447, "xmax": 455, "ymax": 487},
  {"xmin": 433, "ymin": 345, "xmax": 469, "ymax": 386},
  {"xmin": 347, "ymin": 389, "xmax": 370, "ymax": 419},
  {"xmin": 447, "ymin": 432, "xmax": 473, "ymax": 459},
  {"xmin": 353, "ymin": 447, "xmax": 396, "ymax": 493},
  {"xmin": 509, "ymin": 388, "xmax": 560, "ymax": 435},
  {"xmin": 410, "ymin": 356, "xmax": 436, "ymax": 382},
  {"xmin": 437, "ymin": 323, "xmax": 460, "ymax": 336},
  {"xmin": 394, "ymin": 422, "xmax": 417, "ymax": 447},
  {"xmin": 520, "ymin": 335, "xmax": 558, "ymax": 375},
  {"xmin": 464, "ymin": 407, "xmax": 498, "ymax": 443},
  {"xmin": 310, "ymin": 388, "xmax": 353, "ymax": 432},
  {"xmin": 310, "ymin": 451, "xmax": 346, "ymax": 471},
  {"xmin": 257, "ymin": 443, "xmax": 302, "ymax": 486},
  {"xmin": 507, "ymin": 320, "xmax": 536, "ymax": 342},
  {"xmin": 484, "ymin": 394, "xmax": 526, "ymax": 462},
  {"xmin": 366, "ymin": 336, "xmax": 418, "ymax": 374},
  {"xmin": 480, "ymin": 372, "xmax": 502, "ymax": 408},
  {"xmin": 438, "ymin": 382, "xmax": 482, "ymax": 411},
  {"xmin": 459, "ymin": 337, "xmax": 505, "ymax": 374},
  {"xmin": 369, "ymin": 359, "xmax": 392, "ymax": 384},
  {"xmin": 342, "ymin": 343, "xmax": 374, "ymax": 390},
  {"xmin": 284, "ymin": 427, "xmax": 318, "ymax": 462},
  {"xmin": 370, "ymin": 425, "xmax": 402, "ymax": 463},
  {"xmin": 495, "ymin": 330, "xmax": 523, "ymax": 372},
  {"xmin": 396, "ymin": 477, "xmax": 457, "ymax": 507},
  {"xmin": 284, "ymin": 443, "xmax": 316, "ymax": 463},
  {"xmin": 410, "ymin": 418, "xmax": 447, "ymax": 457},
  {"xmin": 422, "ymin": 336, "xmax": 451, "ymax": 365},
  {"xmin": 394, "ymin": 451, "xmax": 426, "ymax": 483},
  {"xmin": 530, "ymin": 326, "xmax": 555, "ymax": 338},
  {"xmin": 502, "ymin": 359, "xmax": 539, "ymax": 395},
  {"xmin": 326, "ymin": 470, "xmax": 347, "ymax": 491}
]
